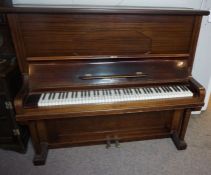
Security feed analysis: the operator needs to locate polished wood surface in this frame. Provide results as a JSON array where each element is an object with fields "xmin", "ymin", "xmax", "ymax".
[
  {"xmin": 27, "ymin": 58, "xmax": 189, "ymax": 91},
  {"xmin": 7, "ymin": 14, "xmax": 198, "ymax": 73},
  {"xmin": 1, "ymin": 5, "xmax": 208, "ymax": 165}
]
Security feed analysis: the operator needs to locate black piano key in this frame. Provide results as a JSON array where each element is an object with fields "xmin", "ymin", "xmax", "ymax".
[
  {"xmin": 161, "ymin": 87, "xmax": 166, "ymax": 92},
  {"xmin": 48, "ymin": 93, "xmax": 52, "ymax": 100},
  {"xmin": 52, "ymin": 93, "xmax": 56, "ymax": 99},
  {"xmin": 72, "ymin": 92, "xmax": 75, "ymax": 98},
  {"xmin": 51, "ymin": 93, "xmax": 55, "ymax": 99},
  {"xmin": 138, "ymin": 89, "xmax": 142, "ymax": 94},
  {"xmin": 106, "ymin": 90, "xmax": 109, "ymax": 95},
  {"xmin": 173, "ymin": 86, "xmax": 178, "ymax": 92},
  {"xmin": 109, "ymin": 90, "xmax": 112, "ymax": 95},
  {"xmin": 179, "ymin": 85, "xmax": 185, "ymax": 91},
  {"xmin": 154, "ymin": 88, "xmax": 158, "ymax": 93},
  {"xmin": 129, "ymin": 89, "xmax": 133, "ymax": 94},
  {"xmin": 176, "ymin": 86, "xmax": 182, "ymax": 92},
  {"xmin": 157, "ymin": 87, "xmax": 162, "ymax": 93},
  {"xmin": 143, "ymin": 88, "xmax": 147, "ymax": 94},
  {"xmin": 123, "ymin": 89, "xmax": 126, "ymax": 94},
  {"xmin": 135, "ymin": 88, "xmax": 139, "ymax": 94},
  {"xmin": 88, "ymin": 91, "xmax": 90, "ymax": 97},
  {"xmin": 58, "ymin": 93, "xmax": 61, "ymax": 99},
  {"xmin": 114, "ymin": 89, "xmax": 117, "ymax": 95},
  {"xmin": 42, "ymin": 93, "xmax": 46, "ymax": 100},
  {"xmin": 162, "ymin": 87, "xmax": 167, "ymax": 92},
  {"xmin": 125, "ymin": 89, "xmax": 129, "ymax": 94},
  {"xmin": 63, "ymin": 92, "xmax": 66, "ymax": 99},
  {"xmin": 158, "ymin": 87, "xmax": 162, "ymax": 93},
  {"xmin": 62, "ymin": 92, "xmax": 65, "ymax": 99},
  {"xmin": 182, "ymin": 85, "xmax": 189, "ymax": 91},
  {"xmin": 75, "ymin": 92, "xmax": 78, "ymax": 98},
  {"xmin": 164, "ymin": 87, "xmax": 169, "ymax": 92},
  {"xmin": 175, "ymin": 86, "xmax": 181, "ymax": 92},
  {"xmin": 148, "ymin": 88, "xmax": 152, "ymax": 93},
  {"xmin": 64, "ymin": 92, "xmax": 68, "ymax": 99},
  {"xmin": 172, "ymin": 86, "xmax": 178, "ymax": 92},
  {"xmin": 167, "ymin": 86, "xmax": 172, "ymax": 92}
]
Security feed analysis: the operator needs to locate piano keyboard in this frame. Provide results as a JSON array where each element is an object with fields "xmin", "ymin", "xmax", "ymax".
[{"xmin": 37, "ymin": 85, "xmax": 193, "ymax": 107}]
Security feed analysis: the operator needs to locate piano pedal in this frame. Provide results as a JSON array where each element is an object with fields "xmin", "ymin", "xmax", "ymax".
[
  {"xmin": 114, "ymin": 136, "xmax": 120, "ymax": 148},
  {"xmin": 106, "ymin": 136, "xmax": 111, "ymax": 149}
]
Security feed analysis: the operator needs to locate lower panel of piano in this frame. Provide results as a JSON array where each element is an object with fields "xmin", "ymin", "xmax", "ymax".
[{"xmin": 28, "ymin": 108, "xmax": 190, "ymax": 165}]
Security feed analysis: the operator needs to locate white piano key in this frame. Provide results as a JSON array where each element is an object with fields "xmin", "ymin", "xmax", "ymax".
[
  {"xmin": 38, "ymin": 93, "xmax": 44, "ymax": 106},
  {"xmin": 37, "ymin": 85, "xmax": 194, "ymax": 107}
]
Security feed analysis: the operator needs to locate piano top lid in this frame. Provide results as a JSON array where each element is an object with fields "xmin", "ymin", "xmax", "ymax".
[{"xmin": 0, "ymin": 0, "xmax": 209, "ymax": 15}]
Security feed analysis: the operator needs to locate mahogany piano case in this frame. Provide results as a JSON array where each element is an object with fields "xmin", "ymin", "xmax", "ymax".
[{"xmin": 0, "ymin": 3, "xmax": 209, "ymax": 165}]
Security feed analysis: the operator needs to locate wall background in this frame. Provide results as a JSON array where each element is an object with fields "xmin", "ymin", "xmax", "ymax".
[
  {"xmin": 12, "ymin": 0, "xmax": 211, "ymax": 112},
  {"xmin": 12, "ymin": 0, "xmax": 203, "ymax": 8},
  {"xmin": 192, "ymin": 0, "xmax": 211, "ymax": 111}
]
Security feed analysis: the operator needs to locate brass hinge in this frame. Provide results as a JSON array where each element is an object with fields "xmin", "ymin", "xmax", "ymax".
[
  {"xmin": 13, "ymin": 129, "xmax": 20, "ymax": 136},
  {"xmin": 5, "ymin": 101, "xmax": 13, "ymax": 110}
]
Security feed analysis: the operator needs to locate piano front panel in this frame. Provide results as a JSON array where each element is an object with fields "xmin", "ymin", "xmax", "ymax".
[
  {"xmin": 10, "ymin": 13, "xmax": 195, "ymax": 73},
  {"xmin": 28, "ymin": 59, "xmax": 189, "ymax": 90},
  {"xmin": 44, "ymin": 110, "xmax": 177, "ymax": 147}
]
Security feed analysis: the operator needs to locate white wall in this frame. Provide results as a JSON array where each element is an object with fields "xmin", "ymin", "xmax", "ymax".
[
  {"xmin": 192, "ymin": 0, "xmax": 211, "ymax": 111},
  {"xmin": 12, "ymin": 0, "xmax": 211, "ymax": 111},
  {"xmin": 12, "ymin": 0, "xmax": 203, "ymax": 9}
]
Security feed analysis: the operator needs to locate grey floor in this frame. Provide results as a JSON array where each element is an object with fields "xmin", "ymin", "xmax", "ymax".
[{"xmin": 0, "ymin": 104, "xmax": 211, "ymax": 175}]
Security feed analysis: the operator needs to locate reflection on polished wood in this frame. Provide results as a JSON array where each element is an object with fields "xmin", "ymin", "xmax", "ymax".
[{"xmin": 0, "ymin": 3, "xmax": 209, "ymax": 165}]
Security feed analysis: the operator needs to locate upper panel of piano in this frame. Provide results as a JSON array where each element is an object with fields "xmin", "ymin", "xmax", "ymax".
[{"xmin": 0, "ymin": 2, "xmax": 209, "ymax": 92}]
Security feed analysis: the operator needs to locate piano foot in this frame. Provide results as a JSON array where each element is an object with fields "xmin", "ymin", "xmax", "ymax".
[
  {"xmin": 33, "ymin": 143, "xmax": 48, "ymax": 166},
  {"xmin": 171, "ymin": 132, "xmax": 187, "ymax": 150}
]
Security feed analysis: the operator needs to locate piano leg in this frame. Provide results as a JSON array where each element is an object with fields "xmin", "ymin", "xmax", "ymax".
[
  {"xmin": 33, "ymin": 142, "xmax": 48, "ymax": 165},
  {"xmin": 171, "ymin": 131, "xmax": 187, "ymax": 150},
  {"xmin": 29, "ymin": 121, "xmax": 48, "ymax": 165},
  {"xmin": 171, "ymin": 109, "xmax": 191, "ymax": 150}
]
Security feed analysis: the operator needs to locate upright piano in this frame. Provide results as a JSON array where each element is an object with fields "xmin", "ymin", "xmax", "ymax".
[{"xmin": 0, "ymin": 2, "xmax": 209, "ymax": 165}]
